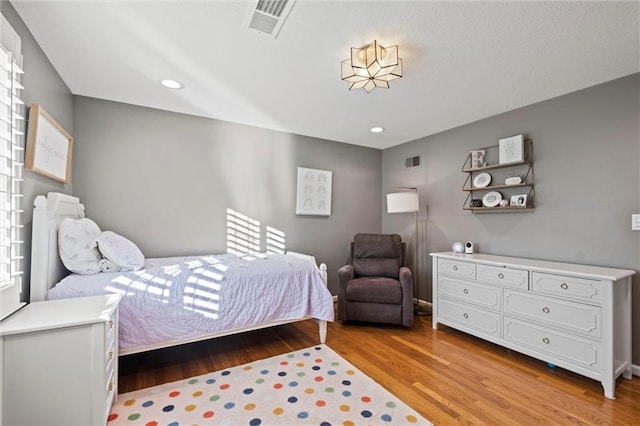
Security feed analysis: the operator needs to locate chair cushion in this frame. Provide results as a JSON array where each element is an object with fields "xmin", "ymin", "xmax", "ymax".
[
  {"xmin": 352, "ymin": 233, "xmax": 403, "ymax": 278},
  {"xmin": 345, "ymin": 277, "xmax": 403, "ymax": 304}
]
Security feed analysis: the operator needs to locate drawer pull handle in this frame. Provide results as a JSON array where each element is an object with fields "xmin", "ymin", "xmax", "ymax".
[
  {"xmin": 498, "ymin": 273, "xmax": 504, "ymax": 279},
  {"xmin": 542, "ymin": 307, "xmax": 550, "ymax": 314},
  {"xmin": 560, "ymin": 283, "xmax": 568, "ymax": 290},
  {"xmin": 463, "ymin": 288, "xmax": 469, "ymax": 294},
  {"xmin": 542, "ymin": 337, "xmax": 550, "ymax": 344},
  {"xmin": 109, "ymin": 351, "xmax": 114, "ymax": 360},
  {"xmin": 108, "ymin": 383, "xmax": 113, "ymax": 391},
  {"xmin": 453, "ymin": 266, "xmax": 458, "ymax": 271},
  {"xmin": 109, "ymin": 320, "xmax": 114, "ymax": 328},
  {"xmin": 463, "ymin": 313, "xmax": 469, "ymax": 319}
]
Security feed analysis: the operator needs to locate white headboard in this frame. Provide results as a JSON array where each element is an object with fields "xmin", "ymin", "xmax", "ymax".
[{"xmin": 30, "ymin": 192, "xmax": 85, "ymax": 302}]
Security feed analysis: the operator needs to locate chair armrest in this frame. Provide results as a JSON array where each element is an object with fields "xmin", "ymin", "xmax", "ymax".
[
  {"xmin": 398, "ymin": 266, "xmax": 413, "ymax": 289},
  {"xmin": 338, "ymin": 265, "xmax": 354, "ymax": 289},
  {"xmin": 399, "ymin": 266, "xmax": 413, "ymax": 295},
  {"xmin": 399, "ymin": 266, "xmax": 414, "ymax": 327},
  {"xmin": 337, "ymin": 265, "xmax": 354, "ymax": 321}
]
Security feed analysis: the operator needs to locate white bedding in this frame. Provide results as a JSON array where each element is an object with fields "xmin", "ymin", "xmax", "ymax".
[{"xmin": 46, "ymin": 253, "xmax": 334, "ymax": 351}]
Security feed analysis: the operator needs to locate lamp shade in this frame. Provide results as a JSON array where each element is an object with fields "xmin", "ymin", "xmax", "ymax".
[{"xmin": 387, "ymin": 192, "xmax": 419, "ymax": 213}]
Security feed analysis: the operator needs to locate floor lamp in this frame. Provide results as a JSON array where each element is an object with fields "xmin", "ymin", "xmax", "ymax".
[{"xmin": 386, "ymin": 188, "xmax": 428, "ymax": 316}]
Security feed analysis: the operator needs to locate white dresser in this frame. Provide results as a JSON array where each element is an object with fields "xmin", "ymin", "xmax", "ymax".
[
  {"xmin": 0, "ymin": 294, "xmax": 121, "ymax": 425},
  {"xmin": 431, "ymin": 252, "xmax": 633, "ymax": 399}
]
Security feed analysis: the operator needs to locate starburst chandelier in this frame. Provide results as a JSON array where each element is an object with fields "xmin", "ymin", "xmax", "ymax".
[{"xmin": 341, "ymin": 40, "xmax": 403, "ymax": 93}]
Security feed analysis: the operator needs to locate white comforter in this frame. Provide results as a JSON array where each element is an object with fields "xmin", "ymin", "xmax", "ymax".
[{"xmin": 46, "ymin": 253, "xmax": 334, "ymax": 351}]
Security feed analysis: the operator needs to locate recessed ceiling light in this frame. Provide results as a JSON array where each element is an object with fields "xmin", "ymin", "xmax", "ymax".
[
  {"xmin": 370, "ymin": 127, "xmax": 384, "ymax": 133},
  {"xmin": 161, "ymin": 79, "xmax": 184, "ymax": 89}
]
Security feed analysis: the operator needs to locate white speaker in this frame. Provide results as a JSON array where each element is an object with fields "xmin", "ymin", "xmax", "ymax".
[{"xmin": 465, "ymin": 241, "xmax": 474, "ymax": 254}]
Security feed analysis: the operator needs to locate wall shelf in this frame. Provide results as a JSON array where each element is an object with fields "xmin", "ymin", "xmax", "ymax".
[{"xmin": 462, "ymin": 139, "xmax": 535, "ymax": 213}]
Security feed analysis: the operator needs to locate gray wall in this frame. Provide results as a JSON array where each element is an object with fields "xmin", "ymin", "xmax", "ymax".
[
  {"xmin": 1, "ymin": 1, "xmax": 73, "ymax": 300},
  {"xmin": 72, "ymin": 96, "xmax": 382, "ymax": 293},
  {"xmin": 382, "ymin": 73, "xmax": 640, "ymax": 363}
]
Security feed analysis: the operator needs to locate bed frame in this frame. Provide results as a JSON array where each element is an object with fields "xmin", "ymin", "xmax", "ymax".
[{"xmin": 30, "ymin": 192, "xmax": 329, "ymax": 355}]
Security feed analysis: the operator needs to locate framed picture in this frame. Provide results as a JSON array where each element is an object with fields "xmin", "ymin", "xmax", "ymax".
[
  {"xmin": 510, "ymin": 194, "xmax": 527, "ymax": 207},
  {"xmin": 25, "ymin": 104, "xmax": 73, "ymax": 183},
  {"xmin": 499, "ymin": 134, "xmax": 524, "ymax": 164},
  {"xmin": 296, "ymin": 167, "xmax": 332, "ymax": 216}
]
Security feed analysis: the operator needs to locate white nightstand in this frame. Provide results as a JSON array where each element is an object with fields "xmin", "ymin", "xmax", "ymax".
[{"xmin": 0, "ymin": 294, "xmax": 121, "ymax": 426}]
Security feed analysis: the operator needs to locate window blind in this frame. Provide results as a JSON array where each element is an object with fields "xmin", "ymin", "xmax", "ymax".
[{"xmin": 0, "ymin": 41, "xmax": 24, "ymax": 292}]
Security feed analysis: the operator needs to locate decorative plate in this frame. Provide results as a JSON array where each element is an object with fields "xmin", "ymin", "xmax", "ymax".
[
  {"xmin": 473, "ymin": 172, "xmax": 491, "ymax": 188},
  {"xmin": 482, "ymin": 191, "xmax": 502, "ymax": 207}
]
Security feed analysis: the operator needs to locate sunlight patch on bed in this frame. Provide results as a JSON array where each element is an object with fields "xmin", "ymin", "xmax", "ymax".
[
  {"xmin": 162, "ymin": 264, "xmax": 183, "ymax": 276},
  {"xmin": 192, "ymin": 268, "xmax": 224, "ymax": 282},
  {"xmin": 110, "ymin": 274, "xmax": 172, "ymax": 300}
]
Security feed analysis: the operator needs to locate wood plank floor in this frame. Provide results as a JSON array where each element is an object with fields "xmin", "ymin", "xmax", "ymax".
[{"xmin": 119, "ymin": 313, "xmax": 640, "ymax": 425}]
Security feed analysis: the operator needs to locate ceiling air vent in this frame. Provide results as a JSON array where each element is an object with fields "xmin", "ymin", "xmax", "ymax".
[
  {"xmin": 405, "ymin": 156, "xmax": 421, "ymax": 168},
  {"xmin": 246, "ymin": 0, "xmax": 297, "ymax": 38}
]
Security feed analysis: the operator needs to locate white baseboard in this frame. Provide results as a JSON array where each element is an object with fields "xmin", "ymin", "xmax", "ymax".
[{"xmin": 632, "ymin": 364, "xmax": 640, "ymax": 377}]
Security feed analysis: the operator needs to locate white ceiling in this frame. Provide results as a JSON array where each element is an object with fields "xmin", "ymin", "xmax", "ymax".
[{"xmin": 10, "ymin": 0, "xmax": 640, "ymax": 150}]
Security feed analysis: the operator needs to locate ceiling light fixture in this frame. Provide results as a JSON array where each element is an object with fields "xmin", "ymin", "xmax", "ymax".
[
  {"xmin": 161, "ymin": 79, "xmax": 184, "ymax": 89},
  {"xmin": 341, "ymin": 40, "xmax": 403, "ymax": 93},
  {"xmin": 370, "ymin": 127, "xmax": 384, "ymax": 133}
]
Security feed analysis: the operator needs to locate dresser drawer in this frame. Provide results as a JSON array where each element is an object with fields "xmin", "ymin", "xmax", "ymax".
[
  {"xmin": 477, "ymin": 264, "xmax": 529, "ymax": 289},
  {"xmin": 503, "ymin": 289, "xmax": 602, "ymax": 338},
  {"xmin": 532, "ymin": 272, "xmax": 602, "ymax": 304},
  {"xmin": 438, "ymin": 276, "xmax": 500, "ymax": 311},
  {"xmin": 439, "ymin": 299, "xmax": 501, "ymax": 338},
  {"xmin": 438, "ymin": 258, "xmax": 476, "ymax": 279},
  {"xmin": 503, "ymin": 316, "xmax": 601, "ymax": 372}
]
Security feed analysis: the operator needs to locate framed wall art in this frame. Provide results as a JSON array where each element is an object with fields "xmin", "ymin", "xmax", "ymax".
[
  {"xmin": 25, "ymin": 104, "xmax": 73, "ymax": 183},
  {"xmin": 296, "ymin": 167, "xmax": 332, "ymax": 216},
  {"xmin": 499, "ymin": 134, "xmax": 524, "ymax": 165}
]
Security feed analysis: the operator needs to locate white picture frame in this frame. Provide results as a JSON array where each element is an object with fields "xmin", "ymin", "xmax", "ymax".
[
  {"xmin": 296, "ymin": 167, "xmax": 332, "ymax": 216},
  {"xmin": 499, "ymin": 134, "xmax": 524, "ymax": 165},
  {"xmin": 510, "ymin": 194, "xmax": 527, "ymax": 207}
]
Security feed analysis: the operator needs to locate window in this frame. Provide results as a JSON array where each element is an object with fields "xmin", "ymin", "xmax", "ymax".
[{"xmin": 0, "ymin": 14, "xmax": 25, "ymax": 319}]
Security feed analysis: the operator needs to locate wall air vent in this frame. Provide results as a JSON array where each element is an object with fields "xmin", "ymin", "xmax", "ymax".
[
  {"xmin": 246, "ymin": 0, "xmax": 297, "ymax": 38},
  {"xmin": 405, "ymin": 155, "xmax": 421, "ymax": 168}
]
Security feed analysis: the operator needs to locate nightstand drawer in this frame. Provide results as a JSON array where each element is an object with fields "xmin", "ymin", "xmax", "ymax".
[
  {"xmin": 503, "ymin": 289, "xmax": 602, "ymax": 338},
  {"xmin": 438, "ymin": 276, "xmax": 500, "ymax": 311},
  {"xmin": 105, "ymin": 316, "xmax": 116, "ymax": 347},
  {"xmin": 438, "ymin": 258, "xmax": 476, "ymax": 279},
  {"xmin": 504, "ymin": 316, "xmax": 601, "ymax": 372},
  {"xmin": 439, "ymin": 298, "xmax": 501, "ymax": 338},
  {"xmin": 532, "ymin": 272, "xmax": 602, "ymax": 304},
  {"xmin": 477, "ymin": 264, "xmax": 528, "ymax": 289}
]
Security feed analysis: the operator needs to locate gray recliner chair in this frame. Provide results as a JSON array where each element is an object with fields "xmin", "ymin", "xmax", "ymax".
[{"xmin": 337, "ymin": 233, "xmax": 414, "ymax": 327}]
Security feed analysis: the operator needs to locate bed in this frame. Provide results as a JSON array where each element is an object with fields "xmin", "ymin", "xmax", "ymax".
[{"xmin": 30, "ymin": 192, "xmax": 334, "ymax": 355}]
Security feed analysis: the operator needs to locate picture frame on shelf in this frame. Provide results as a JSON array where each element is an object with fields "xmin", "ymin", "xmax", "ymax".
[
  {"xmin": 499, "ymin": 134, "xmax": 524, "ymax": 164},
  {"xmin": 510, "ymin": 194, "xmax": 527, "ymax": 207}
]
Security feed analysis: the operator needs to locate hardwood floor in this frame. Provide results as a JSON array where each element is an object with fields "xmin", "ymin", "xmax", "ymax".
[{"xmin": 119, "ymin": 313, "xmax": 640, "ymax": 425}]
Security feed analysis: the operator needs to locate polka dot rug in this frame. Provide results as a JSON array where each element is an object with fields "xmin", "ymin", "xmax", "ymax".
[{"xmin": 108, "ymin": 344, "xmax": 431, "ymax": 425}]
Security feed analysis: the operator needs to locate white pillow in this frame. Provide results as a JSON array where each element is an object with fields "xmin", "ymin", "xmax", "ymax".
[
  {"xmin": 58, "ymin": 217, "xmax": 102, "ymax": 274},
  {"xmin": 91, "ymin": 231, "xmax": 144, "ymax": 272}
]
